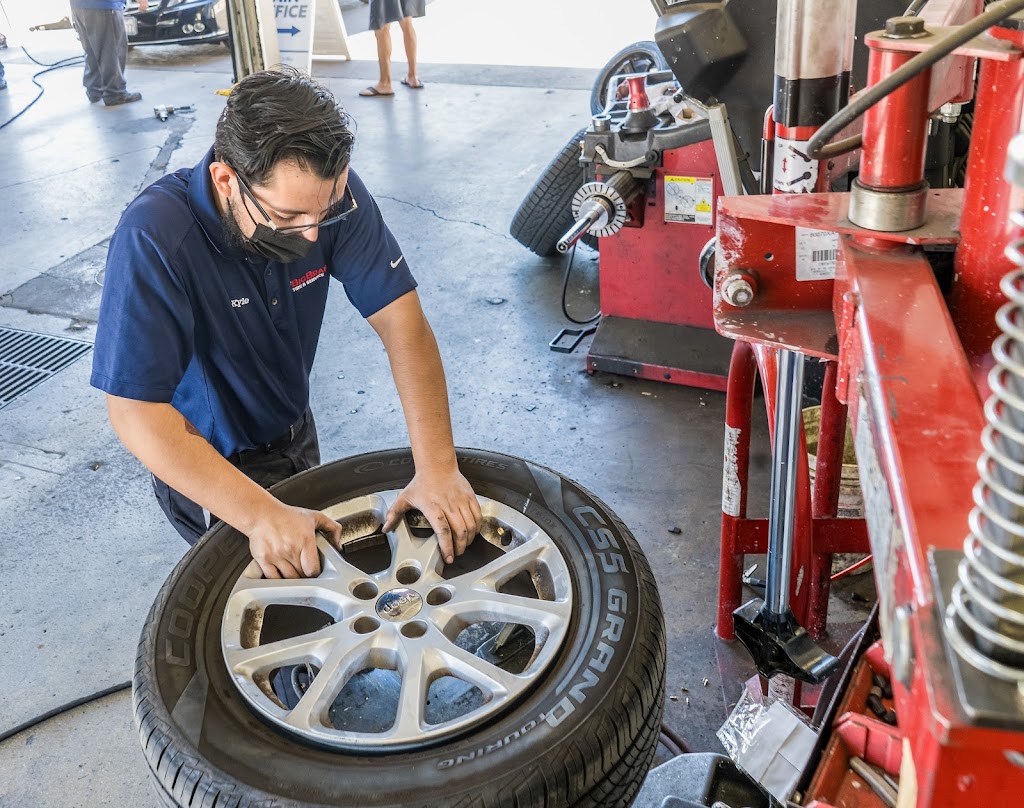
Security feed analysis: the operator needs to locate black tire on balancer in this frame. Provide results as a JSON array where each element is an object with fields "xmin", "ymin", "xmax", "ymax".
[
  {"xmin": 509, "ymin": 128, "xmax": 599, "ymax": 257},
  {"xmin": 133, "ymin": 447, "xmax": 666, "ymax": 808}
]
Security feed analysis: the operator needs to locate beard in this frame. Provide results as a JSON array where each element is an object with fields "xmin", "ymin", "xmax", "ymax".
[{"xmin": 220, "ymin": 197, "xmax": 255, "ymax": 253}]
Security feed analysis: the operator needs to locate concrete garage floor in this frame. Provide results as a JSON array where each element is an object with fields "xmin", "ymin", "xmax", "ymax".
[{"xmin": 0, "ymin": 1, "xmax": 875, "ymax": 805}]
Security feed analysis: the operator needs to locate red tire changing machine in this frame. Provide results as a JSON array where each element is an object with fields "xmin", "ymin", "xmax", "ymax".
[{"xmin": 708, "ymin": 0, "xmax": 1024, "ymax": 805}]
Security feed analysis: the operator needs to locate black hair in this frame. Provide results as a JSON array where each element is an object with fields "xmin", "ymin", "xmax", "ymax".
[{"xmin": 214, "ymin": 66, "xmax": 355, "ymax": 186}]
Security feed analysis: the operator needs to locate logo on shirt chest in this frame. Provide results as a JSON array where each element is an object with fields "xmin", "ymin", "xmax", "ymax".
[
  {"xmin": 231, "ymin": 297, "xmax": 250, "ymax": 308},
  {"xmin": 291, "ymin": 265, "xmax": 327, "ymax": 292}
]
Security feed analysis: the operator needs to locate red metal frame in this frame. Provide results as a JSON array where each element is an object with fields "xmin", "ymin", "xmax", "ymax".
[
  {"xmin": 948, "ymin": 26, "xmax": 1024, "ymax": 389},
  {"xmin": 714, "ymin": 9, "xmax": 1024, "ymax": 805}
]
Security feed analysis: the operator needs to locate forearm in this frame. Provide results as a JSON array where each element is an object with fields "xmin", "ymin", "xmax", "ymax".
[
  {"xmin": 372, "ymin": 294, "xmax": 458, "ymax": 473},
  {"xmin": 105, "ymin": 394, "xmax": 280, "ymax": 534},
  {"xmin": 387, "ymin": 318, "xmax": 458, "ymax": 472},
  {"xmin": 370, "ymin": 292, "xmax": 481, "ymax": 558}
]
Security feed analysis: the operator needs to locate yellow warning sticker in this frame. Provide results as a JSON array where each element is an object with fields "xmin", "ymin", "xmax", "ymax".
[{"xmin": 664, "ymin": 176, "xmax": 713, "ymax": 225}]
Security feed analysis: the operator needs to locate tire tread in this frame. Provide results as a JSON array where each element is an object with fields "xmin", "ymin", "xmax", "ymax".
[{"xmin": 509, "ymin": 128, "xmax": 597, "ymax": 257}]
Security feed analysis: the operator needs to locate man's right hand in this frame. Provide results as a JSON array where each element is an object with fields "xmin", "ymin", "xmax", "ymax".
[{"xmin": 246, "ymin": 502, "xmax": 343, "ymax": 579}]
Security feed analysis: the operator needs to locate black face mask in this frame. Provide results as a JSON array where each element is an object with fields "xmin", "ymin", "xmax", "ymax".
[{"xmin": 245, "ymin": 222, "xmax": 315, "ymax": 264}]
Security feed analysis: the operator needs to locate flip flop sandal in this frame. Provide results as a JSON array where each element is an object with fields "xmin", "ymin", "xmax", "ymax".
[
  {"xmin": 359, "ymin": 86, "xmax": 394, "ymax": 97},
  {"xmin": 401, "ymin": 79, "xmax": 425, "ymax": 89}
]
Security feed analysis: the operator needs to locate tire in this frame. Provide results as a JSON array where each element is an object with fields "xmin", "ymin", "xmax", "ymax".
[
  {"xmin": 590, "ymin": 41, "xmax": 669, "ymax": 117},
  {"xmin": 510, "ymin": 128, "xmax": 598, "ymax": 257},
  {"xmin": 134, "ymin": 448, "xmax": 666, "ymax": 808}
]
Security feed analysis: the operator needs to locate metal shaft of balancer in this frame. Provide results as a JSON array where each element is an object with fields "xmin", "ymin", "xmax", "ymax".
[{"xmin": 556, "ymin": 209, "xmax": 602, "ymax": 253}]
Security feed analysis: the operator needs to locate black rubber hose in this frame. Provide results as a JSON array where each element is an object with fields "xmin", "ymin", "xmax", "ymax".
[
  {"xmin": 0, "ymin": 681, "xmax": 131, "ymax": 744},
  {"xmin": 560, "ymin": 240, "xmax": 601, "ymax": 326},
  {"xmin": 20, "ymin": 44, "xmax": 84, "ymax": 69},
  {"xmin": 806, "ymin": 0, "xmax": 1024, "ymax": 161},
  {"xmin": 660, "ymin": 721, "xmax": 693, "ymax": 754},
  {"xmin": 659, "ymin": 731, "xmax": 684, "ymax": 757},
  {"xmin": 0, "ymin": 46, "xmax": 85, "ymax": 131}
]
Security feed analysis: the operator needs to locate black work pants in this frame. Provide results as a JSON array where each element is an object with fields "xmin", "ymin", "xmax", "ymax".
[{"xmin": 152, "ymin": 409, "xmax": 321, "ymax": 545}]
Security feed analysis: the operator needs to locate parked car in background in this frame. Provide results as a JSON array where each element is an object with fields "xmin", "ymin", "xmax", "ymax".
[{"xmin": 124, "ymin": 0, "xmax": 228, "ymax": 46}]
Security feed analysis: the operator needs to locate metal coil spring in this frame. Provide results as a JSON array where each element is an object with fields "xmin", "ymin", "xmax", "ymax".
[{"xmin": 947, "ymin": 210, "xmax": 1024, "ymax": 682}]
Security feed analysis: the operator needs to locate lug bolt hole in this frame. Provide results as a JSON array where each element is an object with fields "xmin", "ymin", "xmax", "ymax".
[
  {"xmin": 426, "ymin": 587, "xmax": 453, "ymax": 606},
  {"xmin": 352, "ymin": 581, "xmax": 379, "ymax": 600},
  {"xmin": 353, "ymin": 616, "xmax": 380, "ymax": 634}
]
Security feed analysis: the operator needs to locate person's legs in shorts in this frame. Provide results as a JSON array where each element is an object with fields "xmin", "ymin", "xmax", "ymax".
[{"xmin": 397, "ymin": 16, "xmax": 420, "ymax": 88}]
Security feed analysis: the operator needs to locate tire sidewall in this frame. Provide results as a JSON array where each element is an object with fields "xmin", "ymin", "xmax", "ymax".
[{"xmin": 140, "ymin": 448, "xmax": 658, "ymax": 807}]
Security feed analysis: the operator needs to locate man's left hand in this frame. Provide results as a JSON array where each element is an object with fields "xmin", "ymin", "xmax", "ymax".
[{"xmin": 383, "ymin": 469, "xmax": 482, "ymax": 564}]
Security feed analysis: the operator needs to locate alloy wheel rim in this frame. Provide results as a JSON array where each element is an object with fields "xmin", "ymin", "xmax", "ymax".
[{"xmin": 221, "ymin": 491, "xmax": 574, "ymax": 750}]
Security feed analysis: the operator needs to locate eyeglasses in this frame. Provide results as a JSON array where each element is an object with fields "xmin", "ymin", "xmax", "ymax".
[{"xmin": 235, "ymin": 172, "xmax": 358, "ymax": 234}]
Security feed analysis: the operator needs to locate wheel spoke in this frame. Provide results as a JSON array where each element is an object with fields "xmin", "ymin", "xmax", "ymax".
[
  {"xmin": 390, "ymin": 640, "xmax": 429, "ymax": 737},
  {"xmin": 224, "ymin": 555, "xmax": 367, "ymax": 640},
  {"xmin": 440, "ymin": 590, "xmax": 571, "ymax": 636},
  {"xmin": 387, "ymin": 519, "xmax": 443, "ymax": 577},
  {"xmin": 225, "ymin": 577, "xmax": 358, "ymax": 623},
  {"xmin": 455, "ymin": 539, "xmax": 550, "ymax": 591},
  {"xmin": 318, "ymin": 532, "xmax": 376, "ymax": 589},
  {"xmin": 285, "ymin": 628, "xmax": 381, "ymax": 732},
  {"xmin": 433, "ymin": 636, "xmax": 522, "ymax": 699},
  {"xmin": 224, "ymin": 624, "xmax": 338, "ymax": 677}
]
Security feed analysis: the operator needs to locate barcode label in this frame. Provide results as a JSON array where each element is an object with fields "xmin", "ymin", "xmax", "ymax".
[{"xmin": 796, "ymin": 227, "xmax": 839, "ymax": 281}]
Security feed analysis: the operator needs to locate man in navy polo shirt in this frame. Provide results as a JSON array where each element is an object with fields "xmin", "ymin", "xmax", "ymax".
[{"xmin": 91, "ymin": 67, "xmax": 481, "ymax": 579}]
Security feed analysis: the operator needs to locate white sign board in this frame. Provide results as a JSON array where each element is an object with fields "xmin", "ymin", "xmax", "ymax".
[
  {"xmin": 314, "ymin": 0, "xmax": 352, "ymax": 61},
  {"xmin": 275, "ymin": 0, "xmax": 316, "ymax": 73}
]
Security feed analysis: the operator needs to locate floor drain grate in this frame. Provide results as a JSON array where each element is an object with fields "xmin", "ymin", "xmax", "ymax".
[{"xmin": 0, "ymin": 327, "xmax": 92, "ymax": 409}]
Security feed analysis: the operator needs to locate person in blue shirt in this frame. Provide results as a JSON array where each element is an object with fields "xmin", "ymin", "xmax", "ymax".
[
  {"xmin": 91, "ymin": 67, "xmax": 482, "ymax": 579},
  {"xmin": 70, "ymin": 0, "xmax": 145, "ymax": 105}
]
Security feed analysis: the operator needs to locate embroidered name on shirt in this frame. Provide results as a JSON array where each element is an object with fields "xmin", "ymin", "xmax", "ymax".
[
  {"xmin": 231, "ymin": 297, "xmax": 250, "ymax": 308},
  {"xmin": 291, "ymin": 266, "xmax": 327, "ymax": 292}
]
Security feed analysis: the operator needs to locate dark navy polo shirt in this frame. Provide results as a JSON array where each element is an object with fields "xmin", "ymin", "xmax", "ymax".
[{"xmin": 91, "ymin": 147, "xmax": 416, "ymax": 457}]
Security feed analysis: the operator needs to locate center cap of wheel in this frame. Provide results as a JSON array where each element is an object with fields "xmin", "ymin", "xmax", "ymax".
[{"xmin": 376, "ymin": 587, "xmax": 423, "ymax": 622}]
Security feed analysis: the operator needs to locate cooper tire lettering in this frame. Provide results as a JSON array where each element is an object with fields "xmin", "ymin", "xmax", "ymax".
[
  {"xmin": 168, "ymin": 607, "xmax": 194, "ymax": 639},
  {"xmin": 179, "ymin": 580, "xmax": 204, "ymax": 610},
  {"xmin": 164, "ymin": 638, "xmax": 190, "ymax": 667}
]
